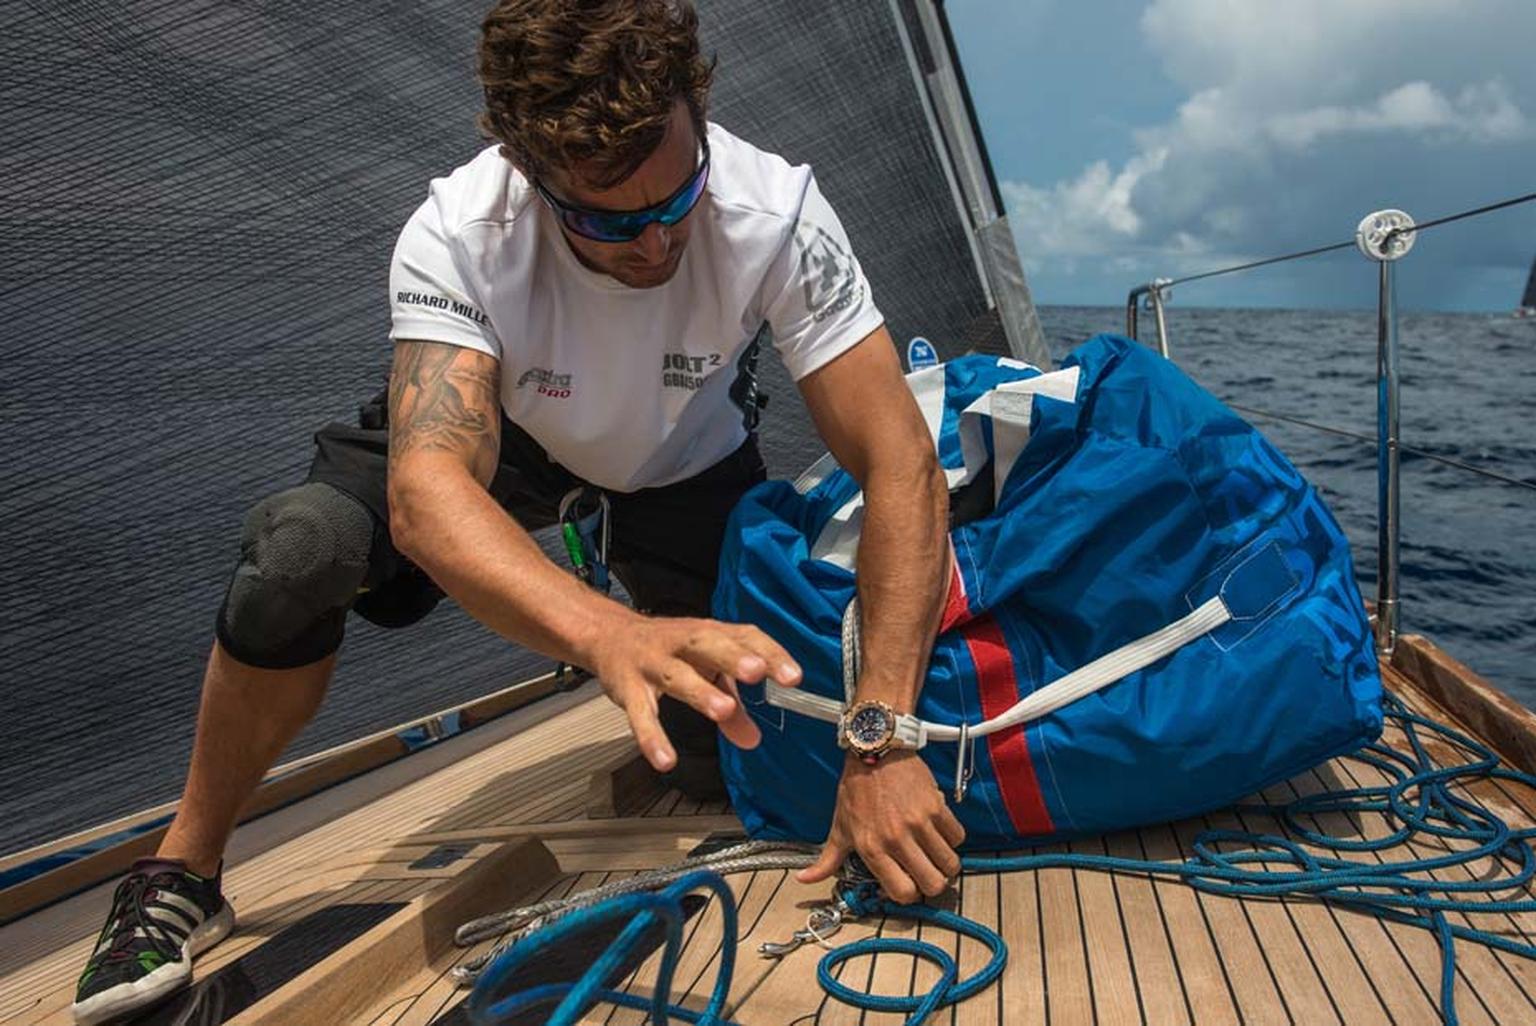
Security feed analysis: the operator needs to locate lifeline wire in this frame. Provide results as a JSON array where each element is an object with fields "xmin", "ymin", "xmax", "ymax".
[
  {"xmin": 1157, "ymin": 190, "xmax": 1536, "ymax": 290},
  {"xmin": 1225, "ymin": 402, "xmax": 1536, "ymax": 494},
  {"xmin": 1165, "ymin": 239, "xmax": 1357, "ymax": 288},
  {"xmin": 462, "ymin": 691, "xmax": 1536, "ymax": 1026},
  {"xmin": 1385, "ymin": 190, "xmax": 1536, "ymax": 243}
]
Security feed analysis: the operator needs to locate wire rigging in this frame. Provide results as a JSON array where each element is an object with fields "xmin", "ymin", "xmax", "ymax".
[
  {"xmin": 1156, "ymin": 190, "xmax": 1536, "ymax": 290},
  {"xmin": 1165, "ymin": 240, "xmax": 1358, "ymax": 288},
  {"xmin": 1226, "ymin": 403, "xmax": 1536, "ymax": 494},
  {"xmin": 1387, "ymin": 190, "xmax": 1536, "ymax": 241}
]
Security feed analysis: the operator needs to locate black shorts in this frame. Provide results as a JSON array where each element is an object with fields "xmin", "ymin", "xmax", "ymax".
[{"xmin": 305, "ymin": 400, "xmax": 766, "ymax": 630}]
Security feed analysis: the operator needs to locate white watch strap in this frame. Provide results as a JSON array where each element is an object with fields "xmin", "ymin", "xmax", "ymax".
[{"xmin": 892, "ymin": 713, "xmax": 927, "ymax": 749}]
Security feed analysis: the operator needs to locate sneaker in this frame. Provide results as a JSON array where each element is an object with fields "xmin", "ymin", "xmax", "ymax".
[{"xmin": 71, "ymin": 857, "xmax": 235, "ymax": 1025}]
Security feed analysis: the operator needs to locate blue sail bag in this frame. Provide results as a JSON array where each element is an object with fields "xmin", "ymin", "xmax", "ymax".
[{"xmin": 713, "ymin": 334, "xmax": 1383, "ymax": 849}]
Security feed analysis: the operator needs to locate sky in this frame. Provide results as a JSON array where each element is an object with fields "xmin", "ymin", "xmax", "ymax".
[{"xmin": 945, "ymin": 0, "xmax": 1536, "ymax": 311}]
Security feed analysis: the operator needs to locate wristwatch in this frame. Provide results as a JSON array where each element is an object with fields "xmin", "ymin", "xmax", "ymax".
[{"xmin": 838, "ymin": 699, "xmax": 926, "ymax": 764}]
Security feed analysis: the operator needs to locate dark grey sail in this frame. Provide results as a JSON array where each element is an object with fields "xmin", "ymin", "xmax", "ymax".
[
  {"xmin": 1522, "ymin": 255, "xmax": 1536, "ymax": 311},
  {"xmin": 0, "ymin": 1, "xmax": 1041, "ymax": 851}
]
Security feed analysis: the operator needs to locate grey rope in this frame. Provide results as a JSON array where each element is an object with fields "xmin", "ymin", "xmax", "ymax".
[
  {"xmin": 842, "ymin": 594, "xmax": 861, "ymax": 703},
  {"xmin": 450, "ymin": 840, "xmax": 819, "ymax": 984},
  {"xmin": 1227, "ymin": 402, "xmax": 1536, "ymax": 494}
]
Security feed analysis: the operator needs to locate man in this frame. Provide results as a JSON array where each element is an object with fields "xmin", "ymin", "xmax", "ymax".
[{"xmin": 72, "ymin": 2, "xmax": 962, "ymax": 1022}]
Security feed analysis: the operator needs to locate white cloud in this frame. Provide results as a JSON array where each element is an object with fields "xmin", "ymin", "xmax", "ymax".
[
  {"xmin": 1140, "ymin": 0, "xmax": 1465, "ymax": 99},
  {"xmin": 1003, "ymin": 148, "xmax": 1167, "ymax": 259},
  {"xmin": 1269, "ymin": 81, "xmax": 1527, "ymax": 148},
  {"xmin": 1005, "ymin": 0, "xmax": 1536, "ymax": 290}
]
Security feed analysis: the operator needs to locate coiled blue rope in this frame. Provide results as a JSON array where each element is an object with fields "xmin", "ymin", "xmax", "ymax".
[
  {"xmin": 817, "ymin": 882, "xmax": 1008, "ymax": 1020},
  {"xmin": 467, "ymin": 870, "xmax": 739, "ymax": 1025},
  {"xmin": 469, "ymin": 693, "xmax": 1536, "ymax": 1026}
]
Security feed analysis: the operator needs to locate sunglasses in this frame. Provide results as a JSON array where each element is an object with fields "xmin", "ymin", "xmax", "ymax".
[{"xmin": 534, "ymin": 140, "xmax": 711, "ymax": 243}]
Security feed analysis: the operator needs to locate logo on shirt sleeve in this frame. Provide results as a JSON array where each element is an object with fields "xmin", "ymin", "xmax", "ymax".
[
  {"xmin": 796, "ymin": 224, "xmax": 862, "ymax": 323},
  {"xmin": 517, "ymin": 367, "xmax": 573, "ymax": 398},
  {"xmin": 395, "ymin": 290, "xmax": 490, "ymax": 327}
]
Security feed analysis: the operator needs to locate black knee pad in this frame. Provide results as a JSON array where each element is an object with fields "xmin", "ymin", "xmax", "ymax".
[{"xmin": 215, "ymin": 482, "xmax": 376, "ymax": 669}]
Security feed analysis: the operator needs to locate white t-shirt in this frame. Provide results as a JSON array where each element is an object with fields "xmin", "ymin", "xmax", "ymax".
[{"xmin": 388, "ymin": 122, "xmax": 885, "ymax": 492}]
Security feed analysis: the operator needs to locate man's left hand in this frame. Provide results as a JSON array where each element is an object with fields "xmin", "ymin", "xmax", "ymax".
[{"xmin": 795, "ymin": 750, "xmax": 965, "ymax": 903}]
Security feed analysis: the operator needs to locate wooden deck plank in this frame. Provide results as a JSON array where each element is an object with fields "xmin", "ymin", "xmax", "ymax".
[
  {"xmin": 1303, "ymin": 760, "xmax": 1495, "ymax": 1026},
  {"xmin": 912, "ymin": 901, "xmax": 952, "ymax": 1025},
  {"xmin": 1036, "ymin": 843, "xmax": 1095, "ymax": 1024},
  {"xmin": 1332, "ymin": 740, "xmax": 1534, "ymax": 1024},
  {"xmin": 643, "ymin": 790, "xmax": 686, "ymax": 818},
  {"xmin": 605, "ymin": 870, "xmax": 730, "ymax": 1025},
  {"xmin": 1162, "ymin": 816, "xmax": 1292, "ymax": 1025},
  {"xmin": 1378, "ymin": 699, "xmax": 1536, "ymax": 993},
  {"xmin": 1240, "ymin": 781, "xmax": 1392, "ymax": 1026},
  {"xmin": 995, "ymin": 851, "xmax": 1046, "ymax": 1026},
  {"xmin": 1200, "ymin": 802, "xmax": 1343, "ymax": 1025},
  {"xmin": 22, "ymin": 877, "xmax": 425, "ymax": 1026},
  {"xmin": 851, "ymin": 910, "xmax": 919, "ymax": 1026},
  {"xmin": 723, "ymin": 873, "xmax": 878, "ymax": 1024},
  {"xmin": 406, "ymin": 870, "xmax": 613, "ymax": 1026},
  {"xmin": 238, "ymin": 839, "xmax": 559, "ymax": 1026},
  {"xmin": 397, "ymin": 812, "xmax": 742, "ymax": 846},
  {"xmin": 545, "ymin": 833, "xmax": 719, "ymax": 873},
  {"xmin": 407, "ymin": 733, "xmax": 628, "ymax": 832},
  {"xmin": 952, "ymin": 869, "xmax": 1002, "ymax": 1026},
  {"xmin": 1100, "ymin": 830, "xmax": 1190, "ymax": 1026},
  {"xmin": 665, "ymin": 869, "xmax": 787, "ymax": 1022},
  {"xmin": 0, "ymin": 695, "xmax": 629, "ymax": 1017},
  {"xmin": 1389, "ymin": 679, "xmax": 1536, "ymax": 993},
  {"xmin": 1263, "ymin": 770, "xmax": 1429, "ymax": 1025},
  {"xmin": 1130, "ymin": 822, "xmax": 1238, "ymax": 1024},
  {"xmin": 7, "ymin": 873, "xmax": 411, "ymax": 1025},
  {"xmin": 1070, "ymin": 836, "xmax": 1142, "ymax": 1024}
]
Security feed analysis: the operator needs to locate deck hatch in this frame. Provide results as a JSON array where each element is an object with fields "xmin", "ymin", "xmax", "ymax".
[
  {"xmin": 134, "ymin": 901, "xmax": 404, "ymax": 1024},
  {"xmin": 409, "ymin": 843, "xmax": 476, "ymax": 870}
]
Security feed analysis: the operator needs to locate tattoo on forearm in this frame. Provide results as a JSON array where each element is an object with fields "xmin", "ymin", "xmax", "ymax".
[{"xmin": 388, "ymin": 343, "xmax": 499, "ymax": 482}]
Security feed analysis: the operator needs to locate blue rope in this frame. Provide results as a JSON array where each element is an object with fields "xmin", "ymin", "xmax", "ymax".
[
  {"xmin": 469, "ymin": 693, "xmax": 1536, "ymax": 1026},
  {"xmin": 817, "ymin": 883, "xmax": 1008, "ymax": 1019},
  {"xmin": 467, "ymin": 870, "xmax": 739, "ymax": 1025}
]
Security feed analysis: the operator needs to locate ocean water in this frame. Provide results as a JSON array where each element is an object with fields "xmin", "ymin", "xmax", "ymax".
[{"xmin": 1035, "ymin": 306, "xmax": 1536, "ymax": 704}]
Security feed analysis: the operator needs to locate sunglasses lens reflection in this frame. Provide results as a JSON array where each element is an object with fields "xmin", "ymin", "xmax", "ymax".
[{"xmin": 557, "ymin": 151, "xmax": 709, "ymax": 243}]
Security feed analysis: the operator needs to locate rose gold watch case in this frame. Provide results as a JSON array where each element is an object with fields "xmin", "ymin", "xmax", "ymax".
[{"xmin": 841, "ymin": 698, "xmax": 899, "ymax": 759}]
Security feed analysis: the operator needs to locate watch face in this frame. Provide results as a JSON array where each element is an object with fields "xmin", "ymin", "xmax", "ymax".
[{"xmin": 847, "ymin": 704, "xmax": 894, "ymax": 750}]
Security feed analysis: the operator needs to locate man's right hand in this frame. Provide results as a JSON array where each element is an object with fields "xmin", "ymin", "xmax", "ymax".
[{"xmin": 588, "ymin": 616, "xmax": 802, "ymax": 771}]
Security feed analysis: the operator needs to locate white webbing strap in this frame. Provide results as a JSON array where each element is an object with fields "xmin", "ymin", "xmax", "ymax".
[{"xmin": 763, "ymin": 595, "xmax": 1232, "ymax": 747}]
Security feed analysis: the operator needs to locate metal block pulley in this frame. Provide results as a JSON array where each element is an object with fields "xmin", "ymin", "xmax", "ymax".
[{"xmin": 1356, "ymin": 209, "xmax": 1417, "ymax": 262}]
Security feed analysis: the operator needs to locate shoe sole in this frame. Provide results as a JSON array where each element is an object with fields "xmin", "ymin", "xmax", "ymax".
[{"xmin": 70, "ymin": 901, "xmax": 235, "ymax": 1025}]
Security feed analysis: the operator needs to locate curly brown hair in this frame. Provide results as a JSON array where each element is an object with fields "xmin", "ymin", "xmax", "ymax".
[{"xmin": 478, "ymin": 0, "xmax": 715, "ymax": 189}]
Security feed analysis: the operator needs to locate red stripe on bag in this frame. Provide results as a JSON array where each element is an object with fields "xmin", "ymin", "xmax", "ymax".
[
  {"xmin": 963, "ymin": 615, "xmax": 1055, "ymax": 835},
  {"xmin": 938, "ymin": 548, "xmax": 970, "ymax": 633}
]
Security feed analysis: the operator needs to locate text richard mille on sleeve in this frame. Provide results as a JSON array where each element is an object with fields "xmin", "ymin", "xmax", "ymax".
[{"xmin": 388, "ymin": 195, "xmax": 500, "ymax": 358}]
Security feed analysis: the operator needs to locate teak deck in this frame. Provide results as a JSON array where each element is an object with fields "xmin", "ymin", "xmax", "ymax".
[{"xmin": 4, "ymin": 636, "xmax": 1536, "ymax": 1025}]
